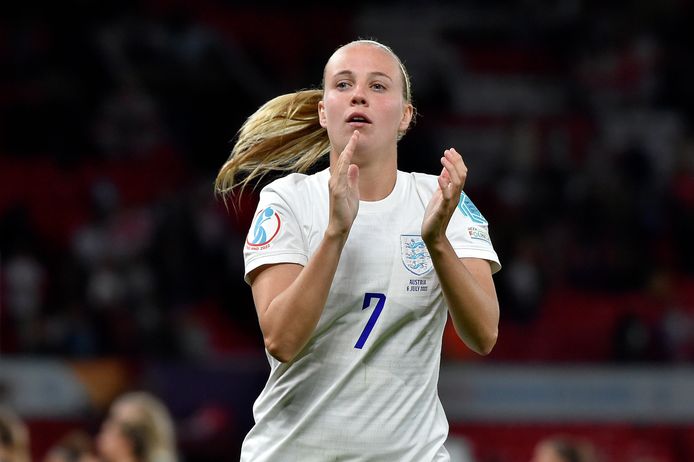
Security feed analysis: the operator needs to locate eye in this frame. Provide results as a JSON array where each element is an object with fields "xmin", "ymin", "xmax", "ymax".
[
  {"xmin": 371, "ymin": 82, "xmax": 386, "ymax": 91},
  {"xmin": 336, "ymin": 81, "xmax": 351, "ymax": 90}
]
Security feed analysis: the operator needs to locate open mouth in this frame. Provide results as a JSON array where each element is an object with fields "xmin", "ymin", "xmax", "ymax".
[{"xmin": 346, "ymin": 113, "xmax": 372, "ymax": 124}]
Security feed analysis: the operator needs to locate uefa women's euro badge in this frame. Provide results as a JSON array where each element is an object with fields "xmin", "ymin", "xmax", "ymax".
[
  {"xmin": 400, "ymin": 235, "xmax": 433, "ymax": 276},
  {"xmin": 246, "ymin": 206, "xmax": 282, "ymax": 250}
]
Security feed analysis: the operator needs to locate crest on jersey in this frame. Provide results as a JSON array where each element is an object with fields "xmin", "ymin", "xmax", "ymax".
[
  {"xmin": 400, "ymin": 235, "xmax": 432, "ymax": 276},
  {"xmin": 457, "ymin": 193, "xmax": 487, "ymax": 224},
  {"xmin": 246, "ymin": 206, "xmax": 281, "ymax": 248}
]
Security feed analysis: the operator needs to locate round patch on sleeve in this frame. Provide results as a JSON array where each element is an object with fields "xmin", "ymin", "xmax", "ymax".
[{"xmin": 246, "ymin": 206, "xmax": 282, "ymax": 249}]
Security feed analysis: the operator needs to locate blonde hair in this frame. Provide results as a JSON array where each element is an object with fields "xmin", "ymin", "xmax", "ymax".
[
  {"xmin": 215, "ymin": 39, "xmax": 414, "ymax": 198},
  {"xmin": 0, "ymin": 406, "xmax": 30, "ymax": 462},
  {"xmin": 44, "ymin": 430, "xmax": 96, "ymax": 462},
  {"xmin": 538, "ymin": 435, "xmax": 599, "ymax": 462},
  {"xmin": 113, "ymin": 392, "xmax": 177, "ymax": 462}
]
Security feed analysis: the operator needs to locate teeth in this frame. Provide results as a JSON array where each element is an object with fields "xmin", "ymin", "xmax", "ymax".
[{"xmin": 351, "ymin": 117, "xmax": 365, "ymax": 122}]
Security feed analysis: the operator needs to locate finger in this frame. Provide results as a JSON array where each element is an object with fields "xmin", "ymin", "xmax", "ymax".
[
  {"xmin": 440, "ymin": 155, "xmax": 460, "ymax": 189},
  {"xmin": 347, "ymin": 164, "xmax": 360, "ymax": 191},
  {"xmin": 442, "ymin": 154, "xmax": 467, "ymax": 193},
  {"xmin": 333, "ymin": 131, "xmax": 359, "ymax": 180},
  {"xmin": 437, "ymin": 166, "xmax": 455, "ymax": 199},
  {"xmin": 437, "ymin": 172, "xmax": 449, "ymax": 191},
  {"xmin": 439, "ymin": 165, "xmax": 449, "ymax": 183},
  {"xmin": 339, "ymin": 131, "xmax": 360, "ymax": 172},
  {"xmin": 444, "ymin": 148, "xmax": 467, "ymax": 183}
]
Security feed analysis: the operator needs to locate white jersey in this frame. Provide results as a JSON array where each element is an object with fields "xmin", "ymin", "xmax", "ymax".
[{"xmin": 241, "ymin": 168, "xmax": 500, "ymax": 462}]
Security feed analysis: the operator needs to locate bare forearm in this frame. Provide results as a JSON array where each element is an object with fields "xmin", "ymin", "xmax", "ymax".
[
  {"xmin": 261, "ymin": 232, "xmax": 347, "ymax": 362},
  {"xmin": 257, "ymin": 132, "xmax": 360, "ymax": 362},
  {"xmin": 426, "ymin": 237, "xmax": 499, "ymax": 355}
]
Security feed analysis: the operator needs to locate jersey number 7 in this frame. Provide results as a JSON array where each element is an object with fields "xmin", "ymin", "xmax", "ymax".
[{"xmin": 354, "ymin": 293, "xmax": 386, "ymax": 349}]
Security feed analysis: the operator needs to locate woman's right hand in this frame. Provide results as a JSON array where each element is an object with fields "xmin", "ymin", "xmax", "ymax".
[
  {"xmin": 327, "ymin": 130, "xmax": 360, "ymax": 239},
  {"xmin": 251, "ymin": 130, "xmax": 361, "ymax": 362}
]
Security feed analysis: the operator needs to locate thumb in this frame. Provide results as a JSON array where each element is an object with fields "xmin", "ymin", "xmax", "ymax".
[
  {"xmin": 437, "ymin": 167, "xmax": 449, "ymax": 190},
  {"xmin": 347, "ymin": 164, "xmax": 360, "ymax": 190}
]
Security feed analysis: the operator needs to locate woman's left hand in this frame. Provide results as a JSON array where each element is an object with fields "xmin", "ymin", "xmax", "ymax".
[{"xmin": 421, "ymin": 148, "xmax": 468, "ymax": 245}]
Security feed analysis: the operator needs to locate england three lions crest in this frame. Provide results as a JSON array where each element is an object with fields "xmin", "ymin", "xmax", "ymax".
[{"xmin": 400, "ymin": 235, "xmax": 433, "ymax": 276}]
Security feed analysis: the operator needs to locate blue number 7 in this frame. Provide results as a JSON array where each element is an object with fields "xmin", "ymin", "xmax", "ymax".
[{"xmin": 354, "ymin": 293, "xmax": 387, "ymax": 349}]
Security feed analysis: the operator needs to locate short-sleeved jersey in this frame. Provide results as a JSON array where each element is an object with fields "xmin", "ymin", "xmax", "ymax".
[{"xmin": 241, "ymin": 168, "xmax": 500, "ymax": 462}]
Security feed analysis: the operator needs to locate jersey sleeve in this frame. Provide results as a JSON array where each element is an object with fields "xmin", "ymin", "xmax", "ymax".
[
  {"xmin": 243, "ymin": 183, "xmax": 308, "ymax": 284},
  {"xmin": 446, "ymin": 191, "xmax": 502, "ymax": 274}
]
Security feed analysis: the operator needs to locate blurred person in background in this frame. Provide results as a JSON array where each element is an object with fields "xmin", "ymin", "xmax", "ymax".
[
  {"xmin": 96, "ymin": 392, "xmax": 177, "ymax": 462},
  {"xmin": 0, "ymin": 406, "xmax": 29, "ymax": 462},
  {"xmin": 531, "ymin": 435, "xmax": 598, "ymax": 462},
  {"xmin": 44, "ymin": 430, "xmax": 98, "ymax": 462},
  {"xmin": 215, "ymin": 39, "xmax": 500, "ymax": 461}
]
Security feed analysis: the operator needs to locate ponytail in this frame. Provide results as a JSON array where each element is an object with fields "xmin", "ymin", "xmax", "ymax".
[
  {"xmin": 215, "ymin": 39, "xmax": 416, "ymax": 201},
  {"xmin": 215, "ymin": 89, "xmax": 329, "ymax": 199}
]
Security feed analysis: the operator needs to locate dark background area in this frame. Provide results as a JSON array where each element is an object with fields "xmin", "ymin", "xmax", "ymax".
[{"xmin": 1, "ymin": 1, "xmax": 694, "ymax": 461}]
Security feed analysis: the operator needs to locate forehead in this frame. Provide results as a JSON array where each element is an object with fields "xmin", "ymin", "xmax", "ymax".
[
  {"xmin": 325, "ymin": 43, "xmax": 401, "ymax": 80},
  {"xmin": 112, "ymin": 400, "xmax": 142, "ymax": 421}
]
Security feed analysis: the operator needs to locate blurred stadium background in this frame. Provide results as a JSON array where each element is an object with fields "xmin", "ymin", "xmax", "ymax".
[{"xmin": 1, "ymin": 1, "xmax": 694, "ymax": 461}]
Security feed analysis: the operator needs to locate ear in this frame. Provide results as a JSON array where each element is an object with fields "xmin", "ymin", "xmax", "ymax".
[
  {"xmin": 399, "ymin": 103, "xmax": 414, "ymax": 133},
  {"xmin": 318, "ymin": 101, "xmax": 327, "ymax": 128}
]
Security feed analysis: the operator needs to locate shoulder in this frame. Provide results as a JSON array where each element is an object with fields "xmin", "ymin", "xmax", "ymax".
[
  {"xmin": 398, "ymin": 171, "xmax": 440, "ymax": 200},
  {"xmin": 262, "ymin": 172, "xmax": 309, "ymax": 194},
  {"xmin": 261, "ymin": 170, "xmax": 327, "ymax": 198},
  {"xmin": 408, "ymin": 171, "xmax": 439, "ymax": 188}
]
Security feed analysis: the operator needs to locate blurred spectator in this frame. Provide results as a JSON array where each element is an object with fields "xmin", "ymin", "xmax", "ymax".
[
  {"xmin": 612, "ymin": 312, "xmax": 656, "ymax": 362},
  {"xmin": 647, "ymin": 269, "xmax": 694, "ymax": 362},
  {"xmin": 498, "ymin": 237, "xmax": 544, "ymax": 323},
  {"xmin": 2, "ymin": 248, "xmax": 46, "ymax": 352},
  {"xmin": 96, "ymin": 391, "xmax": 178, "ymax": 462},
  {"xmin": 43, "ymin": 430, "xmax": 98, "ymax": 462},
  {"xmin": 93, "ymin": 83, "xmax": 167, "ymax": 161},
  {"xmin": 531, "ymin": 435, "xmax": 598, "ymax": 462},
  {"xmin": 0, "ymin": 2, "xmax": 693, "ymax": 461},
  {"xmin": 670, "ymin": 135, "xmax": 694, "ymax": 274},
  {"xmin": 0, "ymin": 0, "xmax": 692, "ymax": 365},
  {"xmin": 0, "ymin": 406, "xmax": 30, "ymax": 462},
  {"xmin": 660, "ymin": 305, "xmax": 694, "ymax": 362}
]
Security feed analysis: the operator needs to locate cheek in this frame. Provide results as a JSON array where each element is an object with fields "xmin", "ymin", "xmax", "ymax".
[
  {"xmin": 322, "ymin": 94, "xmax": 343, "ymax": 122},
  {"xmin": 97, "ymin": 428, "xmax": 125, "ymax": 456},
  {"xmin": 381, "ymin": 101, "xmax": 407, "ymax": 129},
  {"xmin": 96, "ymin": 433, "xmax": 112, "ymax": 455}
]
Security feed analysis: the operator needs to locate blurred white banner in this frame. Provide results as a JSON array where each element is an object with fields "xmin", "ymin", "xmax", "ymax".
[
  {"xmin": 440, "ymin": 364, "xmax": 694, "ymax": 423},
  {"xmin": 0, "ymin": 359, "xmax": 90, "ymax": 417}
]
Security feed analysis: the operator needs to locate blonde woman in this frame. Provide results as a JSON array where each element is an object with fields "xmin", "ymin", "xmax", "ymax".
[
  {"xmin": 96, "ymin": 392, "xmax": 177, "ymax": 462},
  {"xmin": 43, "ymin": 430, "xmax": 99, "ymax": 462},
  {"xmin": 216, "ymin": 39, "xmax": 501, "ymax": 461},
  {"xmin": 0, "ymin": 406, "xmax": 30, "ymax": 462},
  {"xmin": 531, "ymin": 436, "xmax": 598, "ymax": 462}
]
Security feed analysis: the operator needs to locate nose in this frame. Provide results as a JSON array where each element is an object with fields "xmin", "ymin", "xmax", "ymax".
[{"xmin": 351, "ymin": 85, "xmax": 367, "ymax": 106}]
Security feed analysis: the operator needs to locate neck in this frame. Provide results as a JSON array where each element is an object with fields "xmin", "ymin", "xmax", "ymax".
[
  {"xmin": 330, "ymin": 148, "xmax": 398, "ymax": 201},
  {"xmin": 356, "ymin": 160, "xmax": 397, "ymax": 201}
]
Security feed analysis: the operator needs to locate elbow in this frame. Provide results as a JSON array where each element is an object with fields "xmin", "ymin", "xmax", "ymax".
[
  {"xmin": 477, "ymin": 327, "xmax": 498, "ymax": 356},
  {"xmin": 264, "ymin": 336, "xmax": 297, "ymax": 363},
  {"xmin": 260, "ymin": 312, "xmax": 305, "ymax": 363},
  {"xmin": 463, "ymin": 327, "xmax": 498, "ymax": 356}
]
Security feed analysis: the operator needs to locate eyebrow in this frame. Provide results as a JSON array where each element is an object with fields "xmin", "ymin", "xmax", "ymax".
[{"xmin": 332, "ymin": 70, "xmax": 394, "ymax": 82}]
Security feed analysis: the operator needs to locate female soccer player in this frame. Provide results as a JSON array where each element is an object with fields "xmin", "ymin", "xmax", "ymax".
[
  {"xmin": 216, "ymin": 39, "xmax": 501, "ymax": 461},
  {"xmin": 96, "ymin": 392, "xmax": 177, "ymax": 462},
  {"xmin": 0, "ymin": 406, "xmax": 30, "ymax": 462},
  {"xmin": 531, "ymin": 436, "xmax": 597, "ymax": 462}
]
